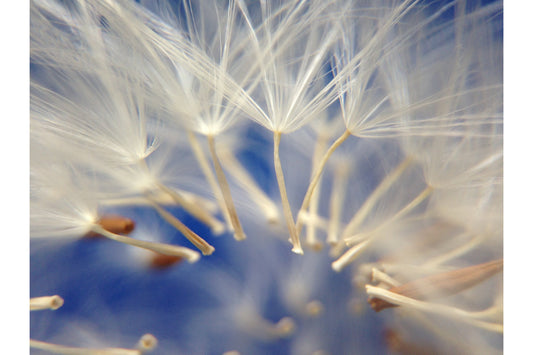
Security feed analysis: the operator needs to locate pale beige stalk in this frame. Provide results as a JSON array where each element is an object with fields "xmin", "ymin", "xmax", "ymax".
[
  {"xmin": 207, "ymin": 135, "xmax": 246, "ymax": 241},
  {"xmin": 273, "ymin": 131, "xmax": 303, "ymax": 254},
  {"xmin": 149, "ymin": 201, "xmax": 215, "ymax": 255},
  {"xmin": 30, "ymin": 295, "xmax": 64, "ymax": 311},
  {"xmin": 90, "ymin": 225, "xmax": 201, "ymax": 262}
]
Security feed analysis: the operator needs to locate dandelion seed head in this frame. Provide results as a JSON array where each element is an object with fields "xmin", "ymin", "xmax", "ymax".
[{"xmin": 30, "ymin": 0, "xmax": 503, "ymax": 353}]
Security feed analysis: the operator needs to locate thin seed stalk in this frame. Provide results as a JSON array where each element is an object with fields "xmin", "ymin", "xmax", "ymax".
[
  {"xmin": 100, "ymin": 189, "xmax": 218, "ymax": 211},
  {"xmin": 423, "ymin": 233, "xmax": 485, "ymax": 268},
  {"xmin": 334, "ymin": 186, "xmax": 434, "ymax": 271},
  {"xmin": 345, "ymin": 185, "xmax": 434, "ymax": 247},
  {"xmin": 29, "ymin": 338, "xmax": 149, "ymax": 355},
  {"xmin": 273, "ymin": 131, "xmax": 303, "ymax": 254},
  {"xmin": 365, "ymin": 285, "xmax": 503, "ymax": 333},
  {"xmin": 220, "ymin": 147, "xmax": 280, "ymax": 224},
  {"xmin": 327, "ymin": 163, "xmax": 350, "ymax": 246},
  {"xmin": 332, "ymin": 239, "xmax": 372, "ymax": 272},
  {"xmin": 371, "ymin": 268, "xmax": 402, "ymax": 288},
  {"xmin": 187, "ymin": 130, "xmax": 233, "ymax": 231},
  {"xmin": 341, "ymin": 156, "xmax": 413, "ymax": 241},
  {"xmin": 149, "ymin": 201, "xmax": 215, "ymax": 255},
  {"xmin": 90, "ymin": 225, "xmax": 200, "ymax": 262},
  {"xmin": 156, "ymin": 182, "xmax": 225, "ymax": 236},
  {"xmin": 207, "ymin": 134, "xmax": 246, "ymax": 241},
  {"xmin": 137, "ymin": 156, "xmax": 225, "ymax": 234},
  {"xmin": 368, "ymin": 259, "xmax": 503, "ymax": 312},
  {"xmin": 295, "ymin": 130, "xmax": 351, "ymax": 237},
  {"xmin": 305, "ymin": 134, "xmax": 329, "ymax": 250}
]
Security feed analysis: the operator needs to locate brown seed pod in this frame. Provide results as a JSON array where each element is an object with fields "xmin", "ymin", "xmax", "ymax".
[
  {"xmin": 149, "ymin": 254, "xmax": 184, "ymax": 269},
  {"xmin": 85, "ymin": 215, "xmax": 136, "ymax": 238}
]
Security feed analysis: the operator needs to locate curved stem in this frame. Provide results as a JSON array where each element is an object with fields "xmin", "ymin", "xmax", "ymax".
[
  {"xmin": 295, "ymin": 130, "xmax": 351, "ymax": 236},
  {"xmin": 305, "ymin": 134, "xmax": 329, "ymax": 250}
]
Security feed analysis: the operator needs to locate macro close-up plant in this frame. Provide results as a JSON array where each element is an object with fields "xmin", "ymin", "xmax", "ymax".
[{"xmin": 29, "ymin": 0, "xmax": 503, "ymax": 354}]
